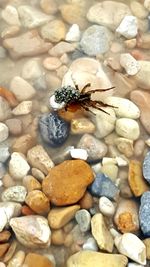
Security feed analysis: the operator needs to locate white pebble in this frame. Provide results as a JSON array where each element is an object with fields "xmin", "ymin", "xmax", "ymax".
[
  {"xmin": 115, "ymin": 156, "xmax": 128, "ymax": 166},
  {"xmin": 115, "ymin": 118, "xmax": 140, "ymax": 140},
  {"xmin": 0, "ymin": 123, "xmax": 9, "ymax": 143},
  {"xmin": 49, "ymin": 95, "xmax": 65, "ymax": 110},
  {"xmin": 128, "ymin": 263, "xmax": 144, "ymax": 267},
  {"xmin": 83, "ymin": 237, "xmax": 98, "ymax": 251},
  {"xmin": 70, "ymin": 148, "xmax": 88, "ymax": 160},
  {"xmin": 102, "ymin": 157, "xmax": 117, "ymax": 165},
  {"xmin": 2, "ymin": 5, "xmax": 21, "ymax": 26},
  {"xmin": 144, "ymin": 0, "xmax": 150, "ymax": 11},
  {"xmin": 91, "ymin": 163, "xmax": 102, "ymax": 173},
  {"xmin": 116, "ymin": 16, "xmax": 138, "ymax": 39},
  {"xmin": 99, "ymin": 196, "xmax": 115, "ymax": 217},
  {"xmin": 12, "ymin": 101, "xmax": 32, "ymax": 115},
  {"xmin": 9, "ymin": 152, "xmax": 30, "ymax": 180},
  {"xmin": 120, "ymin": 53, "xmax": 140, "ymax": 76},
  {"xmin": 65, "ymin": 24, "xmax": 81, "ymax": 42},
  {"xmin": 115, "ymin": 233, "xmax": 146, "ymax": 265}
]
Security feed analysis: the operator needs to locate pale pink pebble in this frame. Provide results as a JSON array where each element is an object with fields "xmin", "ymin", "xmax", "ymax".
[
  {"xmin": 43, "ymin": 57, "xmax": 62, "ymax": 70},
  {"xmin": 0, "ymin": 263, "xmax": 6, "ymax": 267}
]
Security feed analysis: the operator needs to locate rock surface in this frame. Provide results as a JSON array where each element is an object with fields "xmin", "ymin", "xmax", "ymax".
[
  {"xmin": 0, "ymin": 202, "xmax": 21, "ymax": 231},
  {"xmin": 2, "ymin": 186, "xmax": 27, "ymax": 203},
  {"xmin": 116, "ymin": 16, "xmax": 138, "ymax": 39},
  {"xmin": 24, "ymin": 253, "xmax": 54, "ymax": 267},
  {"xmin": 139, "ymin": 192, "xmax": 150, "ymax": 236},
  {"xmin": 25, "ymin": 190, "xmax": 50, "ymax": 215},
  {"xmin": 10, "ymin": 76, "xmax": 36, "ymax": 101},
  {"xmin": 9, "ymin": 152, "xmax": 30, "ymax": 180}
]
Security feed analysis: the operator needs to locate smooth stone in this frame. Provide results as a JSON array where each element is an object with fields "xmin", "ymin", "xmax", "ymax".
[
  {"xmin": 10, "ymin": 76, "xmax": 36, "ymax": 101},
  {"xmin": 75, "ymin": 209, "xmax": 91, "ymax": 232},
  {"xmin": 120, "ymin": 53, "xmax": 140, "ymax": 76},
  {"xmin": 25, "ymin": 190, "xmax": 50, "ymax": 215},
  {"xmin": 77, "ymin": 134, "xmax": 107, "ymax": 162},
  {"xmin": 0, "ymin": 97, "xmax": 11, "ymax": 121},
  {"xmin": 82, "ymin": 237, "xmax": 98, "ymax": 251},
  {"xmin": 99, "ymin": 196, "xmax": 115, "ymax": 217},
  {"xmin": 39, "ymin": 112, "xmax": 70, "ymax": 147},
  {"xmin": 130, "ymin": 90, "xmax": 150, "ymax": 134},
  {"xmin": 104, "ymin": 96, "xmax": 140, "ymax": 119},
  {"xmin": 143, "ymin": 151, "xmax": 150, "ymax": 184},
  {"xmin": 87, "ymin": 1, "xmax": 131, "ymax": 30},
  {"xmin": 43, "ymin": 57, "xmax": 62, "ymax": 70},
  {"xmin": 5, "ymin": 118, "xmax": 22, "ymax": 136},
  {"xmin": 0, "ymin": 202, "xmax": 21, "ymax": 231},
  {"xmin": 0, "ymin": 146, "xmax": 10, "ymax": 163},
  {"xmin": 0, "ymin": 162, "xmax": 6, "ymax": 179},
  {"xmin": 100, "ymin": 163, "xmax": 118, "ymax": 181},
  {"xmin": 132, "ymin": 61, "xmax": 150, "ymax": 89},
  {"xmin": 31, "ymin": 168, "xmax": 45, "ymax": 181},
  {"xmin": 95, "ymin": 107, "xmax": 116, "ymax": 138},
  {"xmin": 40, "ymin": 0, "xmax": 58, "ymax": 15},
  {"xmin": 27, "ymin": 145, "xmax": 54, "ymax": 175},
  {"xmin": 0, "ymin": 123, "xmax": 9, "ymax": 143},
  {"xmin": 79, "ymin": 191, "xmax": 93, "ymax": 210},
  {"xmin": 116, "ymin": 16, "xmax": 138, "ymax": 39},
  {"xmin": 115, "ymin": 137, "xmax": 134, "ymax": 158},
  {"xmin": 2, "ymin": 5, "xmax": 20, "ymax": 26},
  {"xmin": 21, "ymin": 59, "xmax": 42, "ymax": 81},
  {"xmin": 143, "ymin": 238, "xmax": 150, "ymax": 259},
  {"xmin": 70, "ymin": 148, "xmax": 88, "ymax": 161},
  {"xmin": 42, "ymin": 160, "xmax": 94, "ymax": 206},
  {"xmin": 2, "ymin": 186, "xmax": 27, "ymax": 203},
  {"xmin": 139, "ymin": 192, "xmax": 150, "ymax": 236},
  {"xmin": 9, "ymin": 152, "xmax": 30, "ymax": 180},
  {"xmin": 115, "ymin": 233, "xmax": 146, "ymax": 265},
  {"xmin": 18, "ymin": 5, "xmax": 52, "ymax": 29},
  {"xmin": 144, "ymin": 0, "xmax": 150, "ymax": 11},
  {"xmin": 10, "ymin": 215, "xmax": 51, "ymax": 248},
  {"xmin": 65, "ymin": 24, "xmax": 81, "ymax": 42},
  {"xmin": 1, "ymin": 25, "xmax": 20, "ymax": 39},
  {"xmin": 80, "ymin": 25, "xmax": 113, "ymax": 56},
  {"xmin": 12, "ymin": 101, "xmax": 32, "ymax": 115},
  {"xmin": 130, "ymin": 1, "xmax": 148, "ymax": 19},
  {"xmin": 48, "ymin": 205, "xmax": 80, "ymax": 229},
  {"xmin": 67, "ymin": 251, "xmax": 128, "ymax": 267},
  {"xmin": 23, "ymin": 175, "xmax": 41, "ymax": 192},
  {"xmin": 128, "ymin": 160, "xmax": 149, "ymax": 196},
  {"xmin": 49, "ymin": 41, "xmax": 77, "ymax": 57},
  {"xmin": 89, "ymin": 172, "xmax": 119, "ymax": 201},
  {"xmin": 7, "ymin": 251, "xmax": 25, "ymax": 267},
  {"xmin": 41, "ymin": 20, "xmax": 66, "ymax": 43},
  {"xmin": 71, "ymin": 118, "xmax": 95, "ymax": 135},
  {"xmin": 11, "ymin": 134, "xmax": 36, "ymax": 155},
  {"xmin": 24, "ymin": 253, "xmax": 54, "ymax": 267},
  {"xmin": 3, "ymin": 30, "xmax": 51, "ymax": 59},
  {"xmin": 115, "ymin": 118, "xmax": 140, "ymax": 140}
]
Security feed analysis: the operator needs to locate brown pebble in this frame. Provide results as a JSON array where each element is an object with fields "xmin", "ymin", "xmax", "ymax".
[
  {"xmin": 23, "ymin": 175, "xmax": 41, "ymax": 192},
  {"xmin": 51, "ymin": 229, "xmax": 65, "ymax": 245},
  {"xmin": 5, "ymin": 118, "xmax": 22, "ymax": 136},
  {"xmin": 64, "ymin": 233, "xmax": 74, "ymax": 247},
  {"xmin": 24, "ymin": 253, "xmax": 54, "ymax": 267},
  {"xmin": 25, "ymin": 190, "xmax": 50, "ymax": 215},
  {"xmin": 21, "ymin": 205, "xmax": 35, "ymax": 216},
  {"xmin": 0, "ymin": 243, "xmax": 9, "ymax": 258},
  {"xmin": 63, "ymin": 221, "xmax": 75, "ymax": 233},
  {"xmin": 78, "ymin": 191, "xmax": 93, "ymax": 209},
  {"xmin": 3, "ymin": 240, "xmax": 17, "ymax": 263},
  {"xmin": 2, "ymin": 173, "xmax": 16, "ymax": 188},
  {"xmin": 0, "ymin": 231, "xmax": 11, "ymax": 243},
  {"xmin": 11, "ymin": 134, "xmax": 36, "ymax": 155}
]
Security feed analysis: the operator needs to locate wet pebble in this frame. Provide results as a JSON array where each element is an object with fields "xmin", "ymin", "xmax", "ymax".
[
  {"xmin": 23, "ymin": 175, "xmax": 41, "ymax": 192},
  {"xmin": 82, "ymin": 237, "xmax": 98, "ymax": 251},
  {"xmin": 115, "ymin": 118, "xmax": 140, "ymax": 140},
  {"xmin": 99, "ymin": 196, "xmax": 115, "ymax": 217},
  {"xmin": 0, "ymin": 97, "xmax": 11, "ymax": 122},
  {"xmin": 9, "ymin": 152, "xmax": 30, "ymax": 180},
  {"xmin": 41, "ymin": 20, "xmax": 66, "ymax": 43},
  {"xmin": 70, "ymin": 148, "xmax": 88, "ymax": 160},
  {"xmin": 139, "ymin": 192, "xmax": 150, "ymax": 236},
  {"xmin": 71, "ymin": 118, "xmax": 95, "ymax": 135},
  {"xmin": 0, "ymin": 123, "xmax": 9, "ymax": 143},
  {"xmin": 25, "ymin": 190, "xmax": 50, "ymax": 215},
  {"xmin": 75, "ymin": 209, "xmax": 91, "ymax": 232},
  {"xmin": 0, "ymin": 202, "xmax": 21, "ymax": 231},
  {"xmin": 2, "ymin": 186, "xmax": 27, "ymax": 203},
  {"xmin": 12, "ymin": 101, "xmax": 32, "ymax": 115},
  {"xmin": 116, "ymin": 16, "xmax": 138, "ymax": 39},
  {"xmin": 12, "ymin": 134, "xmax": 36, "ymax": 155},
  {"xmin": 39, "ymin": 112, "xmax": 70, "ymax": 147},
  {"xmin": 65, "ymin": 24, "xmax": 81, "ymax": 42},
  {"xmin": 0, "ymin": 146, "xmax": 10, "ymax": 164},
  {"xmin": 5, "ymin": 119, "xmax": 22, "ymax": 136},
  {"xmin": 120, "ymin": 53, "xmax": 140, "ymax": 76},
  {"xmin": 10, "ymin": 76, "xmax": 36, "ymax": 101},
  {"xmin": 143, "ymin": 151, "xmax": 150, "ymax": 184}
]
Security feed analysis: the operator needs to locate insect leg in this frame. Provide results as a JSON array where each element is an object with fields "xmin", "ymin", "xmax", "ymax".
[
  {"xmin": 80, "ymin": 83, "xmax": 91, "ymax": 94},
  {"xmin": 86, "ymin": 86, "xmax": 115, "ymax": 95}
]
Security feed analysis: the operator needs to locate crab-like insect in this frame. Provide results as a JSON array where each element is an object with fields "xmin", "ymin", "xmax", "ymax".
[{"xmin": 50, "ymin": 83, "xmax": 115, "ymax": 114}]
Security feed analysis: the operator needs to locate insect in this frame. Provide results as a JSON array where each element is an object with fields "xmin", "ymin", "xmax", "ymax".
[{"xmin": 50, "ymin": 83, "xmax": 115, "ymax": 115}]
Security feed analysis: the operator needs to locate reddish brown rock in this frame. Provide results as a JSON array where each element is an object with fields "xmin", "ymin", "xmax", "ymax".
[
  {"xmin": 0, "ymin": 231, "xmax": 11, "ymax": 243},
  {"xmin": 0, "ymin": 243, "xmax": 9, "ymax": 258},
  {"xmin": 21, "ymin": 205, "xmax": 35, "ymax": 216},
  {"xmin": 25, "ymin": 190, "xmax": 50, "ymax": 215},
  {"xmin": 24, "ymin": 253, "xmax": 54, "ymax": 267},
  {"xmin": 42, "ymin": 160, "xmax": 94, "ymax": 206},
  {"xmin": 78, "ymin": 191, "xmax": 93, "ymax": 209}
]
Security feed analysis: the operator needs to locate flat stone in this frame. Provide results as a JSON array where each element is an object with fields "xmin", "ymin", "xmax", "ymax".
[
  {"xmin": 139, "ymin": 192, "xmax": 150, "ymax": 236},
  {"xmin": 5, "ymin": 119, "xmax": 22, "ymax": 136},
  {"xmin": 10, "ymin": 215, "xmax": 51, "ymax": 248},
  {"xmin": 2, "ymin": 5, "xmax": 20, "ymax": 26},
  {"xmin": 0, "ymin": 123, "xmax": 9, "ymax": 143},
  {"xmin": 12, "ymin": 101, "xmax": 32, "ymax": 115},
  {"xmin": 116, "ymin": 16, "xmax": 138, "ymax": 39},
  {"xmin": 0, "ymin": 202, "xmax": 21, "ymax": 231},
  {"xmin": 9, "ymin": 152, "xmax": 30, "ymax": 180},
  {"xmin": 10, "ymin": 76, "xmax": 36, "ymax": 101},
  {"xmin": 48, "ymin": 205, "xmax": 80, "ymax": 229},
  {"xmin": 2, "ymin": 186, "xmax": 27, "ymax": 203},
  {"xmin": 12, "ymin": 134, "xmax": 36, "ymax": 155},
  {"xmin": 24, "ymin": 253, "xmax": 54, "ymax": 267},
  {"xmin": 25, "ymin": 190, "xmax": 50, "ymax": 215},
  {"xmin": 115, "ymin": 118, "xmax": 140, "ymax": 140},
  {"xmin": 42, "ymin": 160, "xmax": 94, "ymax": 206},
  {"xmin": 3, "ymin": 30, "xmax": 51, "ymax": 59},
  {"xmin": 75, "ymin": 209, "xmax": 91, "ymax": 232},
  {"xmin": 41, "ymin": 20, "xmax": 66, "ymax": 43},
  {"xmin": 40, "ymin": 0, "xmax": 58, "ymax": 15}
]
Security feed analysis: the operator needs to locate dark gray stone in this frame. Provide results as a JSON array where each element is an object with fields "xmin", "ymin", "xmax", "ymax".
[
  {"xmin": 139, "ymin": 192, "xmax": 150, "ymax": 236},
  {"xmin": 88, "ymin": 172, "xmax": 119, "ymax": 201},
  {"xmin": 143, "ymin": 151, "xmax": 150, "ymax": 184},
  {"xmin": 39, "ymin": 112, "xmax": 70, "ymax": 147}
]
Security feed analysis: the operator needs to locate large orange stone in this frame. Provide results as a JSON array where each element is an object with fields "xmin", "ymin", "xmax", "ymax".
[
  {"xmin": 24, "ymin": 253, "xmax": 54, "ymax": 267},
  {"xmin": 42, "ymin": 160, "xmax": 94, "ymax": 206}
]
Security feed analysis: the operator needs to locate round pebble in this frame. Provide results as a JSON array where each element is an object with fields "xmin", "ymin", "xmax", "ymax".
[
  {"xmin": 82, "ymin": 237, "xmax": 98, "ymax": 251},
  {"xmin": 139, "ymin": 192, "xmax": 150, "ymax": 236},
  {"xmin": 143, "ymin": 151, "xmax": 150, "ymax": 184},
  {"xmin": 0, "ymin": 123, "xmax": 9, "ymax": 143},
  {"xmin": 115, "ymin": 118, "xmax": 140, "ymax": 140},
  {"xmin": 75, "ymin": 209, "xmax": 91, "ymax": 232},
  {"xmin": 1, "ymin": 186, "xmax": 27, "ymax": 203},
  {"xmin": 43, "ymin": 57, "xmax": 62, "ymax": 70},
  {"xmin": 70, "ymin": 148, "xmax": 88, "ymax": 160},
  {"xmin": 99, "ymin": 196, "xmax": 115, "ymax": 217}
]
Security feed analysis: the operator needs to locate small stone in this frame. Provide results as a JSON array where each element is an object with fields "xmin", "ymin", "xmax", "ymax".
[
  {"xmin": 0, "ymin": 231, "xmax": 11, "ymax": 243},
  {"xmin": 115, "ymin": 118, "xmax": 140, "ymax": 141},
  {"xmin": 120, "ymin": 53, "xmax": 140, "ymax": 76},
  {"xmin": 131, "ymin": 61, "xmax": 150, "ymax": 89},
  {"xmin": 134, "ymin": 139, "xmax": 145, "ymax": 157},
  {"xmin": 0, "ymin": 162, "xmax": 6, "ymax": 179},
  {"xmin": 0, "ymin": 244, "xmax": 9, "ymax": 258},
  {"xmin": 7, "ymin": 251, "xmax": 25, "ymax": 267},
  {"xmin": 23, "ymin": 175, "xmax": 41, "ymax": 192},
  {"xmin": 5, "ymin": 119, "xmax": 22, "ymax": 136},
  {"xmin": 128, "ymin": 160, "xmax": 149, "ymax": 196},
  {"xmin": 124, "ymin": 39, "xmax": 137, "ymax": 49},
  {"xmin": 2, "ymin": 240, "xmax": 17, "ymax": 263},
  {"xmin": 41, "ymin": 20, "xmax": 66, "ymax": 43},
  {"xmin": 144, "ymin": 0, "xmax": 150, "ymax": 11},
  {"xmin": 71, "ymin": 118, "xmax": 95, "ymax": 134},
  {"xmin": 101, "ymin": 163, "xmax": 118, "ymax": 181},
  {"xmin": 42, "ymin": 160, "xmax": 94, "ymax": 206},
  {"xmin": 95, "ymin": 107, "xmax": 116, "ymax": 138},
  {"xmin": 12, "ymin": 101, "xmax": 32, "ymax": 115},
  {"xmin": 115, "ymin": 137, "xmax": 134, "ymax": 158},
  {"xmin": 83, "ymin": 237, "xmax": 98, "ymax": 251},
  {"xmin": 115, "ymin": 233, "xmax": 146, "ymax": 265},
  {"xmin": 39, "ymin": 112, "xmax": 70, "ymax": 147},
  {"xmin": 2, "ymin": 173, "xmax": 16, "ymax": 188},
  {"xmin": 40, "ymin": 0, "xmax": 58, "ymax": 15},
  {"xmin": 2, "ymin": 186, "xmax": 27, "ymax": 203},
  {"xmin": 70, "ymin": 148, "xmax": 88, "ymax": 160},
  {"xmin": 27, "ymin": 145, "xmax": 54, "ymax": 175},
  {"xmin": 65, "ymin": 24, "xmax": 81, "ymax": 42},
  {"xmin": 51, "ymin": 229, "xmax": 65, "ymax": 245},
  {"xmin": 21, "ymin": 59, "xmax": 42, "ymax": 81},
  {"xmin": 12, "ymin": 134, "xmax": 36, "ymax": 155},
  {"xmin": 80, "ymin": 25, "xmax": 113, "ymax": 56},
  {"xmin": 77, "ymin": 134, "xmax": 107, "ymax": 161},
  {"xmin": 25, "ymin": 190, "xmax": 50, "ymax": 215},
  {"xmin": 119, "ymin": 178, "xmax": 133, "ymax": 199},
  {"xmin": 9, "ymin": 152, "xmax": 30, "ymax": 180},
  {"xmin": 116, "ymin": 16, "xmax": 138, "ymax": 39},
  {"xmin": 1, "ymin": 26, "xmax": 20, "ymax": 39},
  {"xmin": 143, "ymin": 151, "xmax": 150, "ymax": 184},
  {"xmin": 128, "ymin": 263, "xmax": 144, "ymax": 267},
  {"xmin": 143, "ymin": 238, "xmax": 150, "ymax": 259},
  {"xmin": 10, "ymin": 216, "xmax": 51, "ymax": 248},
  {"xmin": 49, "ymin": 41, "xmax": 76, "ymax": 57},
  {"xmin": 43, "ymin": 57, "xmax": 62, "ymax": 70},
  {"xmin": 24, "ymin": 253, "xmax": 54, "ymax": 267},
  {"xmin": 130, "ymin": 1, "xmax": 148, "ymax": 19},
  {"xmin": 79, "ymin": 191, "xmax": 93, "ymax": 210},
  {"xmin": 31, "ymin": 168, "xmax": 45, "ymax": 182},
  {"xmin": 89, "ymin": 172, "xmax": 119, "ymax": 201},
  {"xmin": 75, "ymin": 209, "xmax": 91, "ymax": 232},
  {"xmin": 99, "ymin": 196, "xmax": 115, "ymax": 217},
  {"xmin": 0, "ymin": 202, "xmax": 21, "ymax": 231},
  {"xmin": 139, "ymin": 192, "xmax": 150, "ymax": 236},
  {"xmin": 91, "ymin": 213, "xmax": 114, "ymax": 252},
  {"xmin": 18, "ymin": 5, "xmax": 52, "ymax": 29},
  {"xmin": 0, "ymin": 123, "xmax": 9, "ymax": 143},
  {"xmin": 48, "ymin": 205, "xmax": 80, "ymax": 229},
  {"xmin": 0, "ymin": 97, "xmax": 11, "ymax": 122},
  {"xmin": 10, "ymin": 76, "xmax": 36, "ymax": 101},
  {"xmin": 2, "ymin": 5, "xmax": 20, "ymax": 26}
]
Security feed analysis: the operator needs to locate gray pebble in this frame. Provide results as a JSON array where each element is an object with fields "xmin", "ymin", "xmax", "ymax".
[
  {"xmin": 0, "ymin": 162, "xmax": 6, "ymax": 179},
  {"xmin": 83, "ymin": 237, "xmax": 98, "ymax": 251},
  {"xmin": 139, "ymin": 191, "xmax": 150, "ymax": 236},
  {"xmin": 75, "ymin": 209, "xmax": 91, "ymax": 232},
  {"xmin": 2, "ymin": 186, "xmax": 27, "ymax": 203},
  {"xmin": 0, "ymin": 146, "xmax": 10, "ymax": 163},
  {"xmin": 143, "ymin": 151, "xmax": 150, "ymax": 184}
]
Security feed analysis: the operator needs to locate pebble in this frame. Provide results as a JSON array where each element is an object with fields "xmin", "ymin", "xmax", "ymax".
[
  {"xmin": 120, "ymin": 53, "xmax": 140, "ymax": 76},
  {"xmin": 131, "ymin": 61, "xmax": 150, "ymax": 89},
  {"xmin": 10, "ymin": 76, "xmax": 36, "ymax": 101},
  {"xmin": 124, "ymin": 39, "xmax": 137, "ymax": 49},
  {"xmin": 0, "ymin": 230, "xmax": 11, "ymax": 242},
  {"xmin": 43, "ymin": 57, "xmax": 62, "ymax": 70},
  {"xmin": 65, "ymin": 24, "xmax": 81, "ymax": 42},
  {"xmin": 82, "ymin": 237, "xmax": 98, "ymax": 251},
  {"xmin": 143, "ymin": 238, "xmax": 150, "ymax": 259},
  {"xmin": 2, "ymin": 173, "xmax": 16, "ymax": 188},
  {"xmin": 0, "ymin": 202, "xmax": 21, "ymax": 231},
  {"xmin": 25, "ymin": 190, "xmax": 50, "ymax": 215},
  {"xmin": 77, "ymin": 134, "xmax": 107, "ymax": 162},
  {"xmin": 95, "ymin": 107, "xmax": 116, "ymax": 138},
  {"xmin": 48, "ymin": 205, "xmax": 80, "ymax": 229},
  {"xmin": 130, "ymin": 1, "xmax": 149, "ymax": 19},
  {"xmin": 75, "ymin": 209, "xmax": 91, "ymax": 232},
  {"xmin": 9, "ymin": 152, "xmax": 30, "ymax": 180},
  {"xmin": 24, "ymin": 253, "xmax": 54, "ymax": 267},
  {"xmin": 23, "ymin": 175, "xmax": 41, "ymax": 192},
  {"xmin": 21, "ymin": 59, "xmax": 42, "ymax": 81},
  {"xmin": 42, "ymin": 159, "xmax": 94, "ymax": 206},
  {"xmin": 3, "ymin": 30, "xmax": 51, "ymax": 59},
  {"xmin": 67, "ymin": 251, "xmax": 128, "ymax": 267},
  {"xmin": 40, "ymin": 0, "xmax": 58, "ymax": 15},
  {"xmin": 87, "ymin": 1, "xmax": 131, "ymax": 30},
  {"xmin": 10, "ymin": 215, "xmax": 51, "ymax": 248},
  {"xmin": 1, "ymin": 25, "xmax": 20, "ymax": 39},
  {"xmin": 101, "ymin": 163, "xmax": 118, "ymax": 181},
  {"xmin": 7, "ymin": 250, "xmax": 25, "ymax": 267},
  {"xmin": 49, "ymin": 41, "xmax": 77, "ymax": 57},
  {"xmin": 128, "ymin": 264, "xmax": 144, "ymax": 267},
  {"xmin": 2, "ymin": 186, "xmax": 27, "ymax": 203},
  {"xmin": 144, "ymin": 0, "xmax": 150, "ymax": 11},
  {"xmin": 12, "ymin": 101, "xmax": 32, "ymax": 115},
  {"xmin": 89, "ymin": 172, "xmax": 119, "ymax": 201},
  {"xmin": 0, "ymin": 244, "xmax": 10, "ymax": 258},
  {"xmin": 116, "ymin": 16, "xmax": 138, "ymax": 39},
  {"xmin": 2, "ymin": 5, "xmax": 20, "ymax": 26},
  {"xmin": 114, "ymin": 198, "xmax": 139, "ymax": 233},
  {"xmin": 70, "ymin": 148, "xmax": 88, "ymax": 161},
  {"xmin": 115, "ymin": 233, "xmax": 146, "ymax": 265},
  {"xmin": 128, "ymin": 160, "xmax": 149, "ymax": 196},
  {"xmin": 18, "ymin": 5, "xmax": 52, "ymax": 29},
  {"xmin": 143, "ymin": 151, "xmax": 150, "ymax": 184},
  {"xmin": 0, "ymin": 146, "xmax": 10, "ymax": 163},
  {"xmin": 80, "ymin": 25, "xmax": 113, "ymax": 56},
  {"xmin": 99, "ymin": 196, "xmax": 115, "ymax": 217},
  {"xmin": 71, "ymin": 118, "xmax": 95, "ymax": 135},
  {"xmin": 139, "ymin": 192, "xmax": 150, "ymax": 236},
  {"xmin": 5, "ymin": 119, "xmax": 22, "ymax": 136},
  {"xmin": 41, "ymin": 20, "xmax": 66, "ymax": 43},
  {"xmin": 27, "ymin": 145, "xmax": 54, "ymax": 175},
  {"xmin": 31, "ymin": 168, "xmax": 45, "ymax": 181},
  {"xmin": 51, "ymin": 229, "xmax": 65, "ymax": 245},
  {"xmin": 3, "ymin": 240, "xmax": 17, "ymax": 263},
  {"xmin": 0, "ymin": 123, "xmax": 9, "ymax": 143},
  {"xmin": 79, "ymin": 191, "xmax": 93, "ymax": 210},
  {"xmin": 115, "ymin": 137, "xmax": 134, "ymax": 158},
  {"xmin": 134, "ymin": 139, "xmax": 145, "ymax": 157},
  {"xmin": 115, "ymin": 118, "xmax": 140, "ymax": 140},
  {"xmin": 12, "ymin": 134, "xmax": 36, "ymax": 155},
  {"xmin": 39, "ymin": 112, "xmax": 70, "ymax": 147}
]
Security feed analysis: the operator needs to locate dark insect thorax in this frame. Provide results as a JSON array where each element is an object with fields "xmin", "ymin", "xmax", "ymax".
[{"xmin": 54, "ymin": 86, "xmax": 80, "ymax": 104}]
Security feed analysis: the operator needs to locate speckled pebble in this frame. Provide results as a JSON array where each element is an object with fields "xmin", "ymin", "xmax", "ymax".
[
  {"xmin": 1, "ymin": 186, "xmax": 27, "ymax": 203},
  {"xmin": 75, "ymin": 209, "xmax": 91, "ymax": 232},
  {"xmin": 143, "ymin": 151, "xmax": 150, "ymax": 184},
  {"xmin": 0, "ymin": 123, "xmax": 9, "ymax": 143},
  {"xmin": 120, "ymin": 53, "xmax": 140, "ymax": 76},
  {"xmin": 139, "ymin": 191, "xmax": 150, "ymax": 236}
]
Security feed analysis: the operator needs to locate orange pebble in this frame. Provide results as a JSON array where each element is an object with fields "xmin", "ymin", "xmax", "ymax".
[
  {"xmin": 21, "ymin": 205, "xmax": 35, "ymax": 215},
  {"xmin": 78, "ymin": 191, "xmax": 93, "ymax": 209},
  {"xmin": 0, "ymin": 87, "xmax": 18, "ymax": 107}
]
